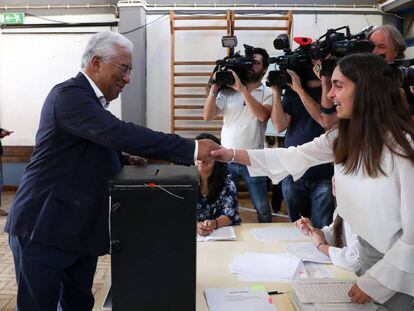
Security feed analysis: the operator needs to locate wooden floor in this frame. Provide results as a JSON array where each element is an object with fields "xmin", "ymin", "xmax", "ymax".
[{"xmin": 0, "ymin": 190, "xmax": 288, "ymax": 310}]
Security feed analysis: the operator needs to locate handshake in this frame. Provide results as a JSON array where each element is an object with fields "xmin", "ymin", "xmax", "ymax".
[{"xmin": 196, "ymin": 139, "xmax": 248, "ymax": 165}]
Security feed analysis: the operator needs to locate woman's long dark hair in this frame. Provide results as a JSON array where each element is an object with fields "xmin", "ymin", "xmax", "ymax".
[
  {"xmin": 332, "ymin": 216, "xmax": 344, "ymax": 248},
  {"xmin": 195, "ymin": 133, "xmax": 228, "ymax": 204},
  {"xmin": 333, "ymin": 53, "xmax": 414, "ymax": 177}
]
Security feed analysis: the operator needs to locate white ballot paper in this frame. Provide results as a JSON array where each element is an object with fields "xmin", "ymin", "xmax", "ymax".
[
  {"xmin": 229, "ymin": 252, "xmax": 301, "ymax": 282},
  {"xmin": 197, "ymin": 226, "xmax": 237, "ymax": 242},
  {"xmin": 204, "ymin": 287, "xmax": 277, "ymax": 311},
  {"xmin": 251, "ymin": 227, "xmax": 305, "ymax": 241},
  {"xmin": 283, "ymin": 242, "xmax": 332, "ymax": 264},
  {"xmin": 303, "ymin": 262, "xmax": 334, "ymax": 278}
]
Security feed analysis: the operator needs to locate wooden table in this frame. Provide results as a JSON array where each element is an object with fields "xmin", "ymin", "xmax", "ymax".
[{"xmin": 94, "ymin": 223, "xmax": 356, "ymax": 310}]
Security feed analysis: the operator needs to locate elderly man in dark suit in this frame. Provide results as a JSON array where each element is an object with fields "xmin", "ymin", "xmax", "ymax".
[
  {"xmin": 5, "ymin": 31, "xmax": 219, "ymax": 311},
  {"xmin": 0, "ymin": 128, "xmax": 12, "ymax": 216}
]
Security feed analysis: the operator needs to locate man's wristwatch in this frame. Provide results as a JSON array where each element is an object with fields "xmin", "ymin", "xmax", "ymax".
[{"xmin": 320, "ymin": 106, "xmax": 336, "ymax": 115}]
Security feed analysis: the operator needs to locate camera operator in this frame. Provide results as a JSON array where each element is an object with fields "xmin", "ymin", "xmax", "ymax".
[
  {"xmin": 204, "ymin": 47, "xmax": 273, "ymax": 223},
  {"xmin": 368, "ymin": 25, "xmax": 414, "ymax": 116},
  {"xmin": 270, "ymin": 67, "xmax": 335, "ymax": 229},
  {"xmin": 368, "ymin": 24, "xmax": 405, "ymax": 62},
  {"xmin": 315, "ymin": 24, "xmax": 413, "ymax": 128}
]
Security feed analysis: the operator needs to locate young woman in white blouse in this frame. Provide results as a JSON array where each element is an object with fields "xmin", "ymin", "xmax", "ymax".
[
  {"xmin": 212, "ymin": 53, "xmax": 414, "ymax": 310},
  {"xmin": 295, "ymin": 177, "xmax": 361, "ymax": 273}
]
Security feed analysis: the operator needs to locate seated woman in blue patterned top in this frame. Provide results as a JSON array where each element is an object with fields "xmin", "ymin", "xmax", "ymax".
[{"xmin": 195, "ymin": 133, "xmax": 241, "ymax": 236}]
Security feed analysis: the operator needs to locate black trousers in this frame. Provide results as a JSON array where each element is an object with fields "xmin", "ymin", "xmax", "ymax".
[{"xmin": 9, "ymin": 235, "xmax": 98, "ymax": 311}]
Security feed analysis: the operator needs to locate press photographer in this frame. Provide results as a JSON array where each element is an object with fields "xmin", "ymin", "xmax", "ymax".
[
  {"xmin": 368, "ymin": 25, "xmax": 414, "ymax": 117},
  {"xmin": 310, "ymin": 26, "xmax": 374, "ymax": 77},
  {"xmin": 298, "ymin": 26, "xmax": 375, "ymax": 130},
  {"xmin": 268, "ymin": 34, "xmax": 335, "ymax": 229},
  {"xmin": 204, "ymin": 40, "xmax": 274, "ymax": 223}
]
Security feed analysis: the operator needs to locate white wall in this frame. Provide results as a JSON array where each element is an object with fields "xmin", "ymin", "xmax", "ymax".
[
  {"xmin": 147, "ymin": 12, "xmax": 383, "ymax": 134},
  {"xmin": 0, "ymin": 11, "xmax": 390, "ymax": 145},
  {"xmin": 0, "ymin": 14, "xmax": 120, "ymax": 146}
]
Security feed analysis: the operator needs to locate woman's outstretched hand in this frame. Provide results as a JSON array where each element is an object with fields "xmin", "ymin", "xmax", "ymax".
[
  {"xmin": 210, "ymin": 148, "xmax": 233, "ymax": 162},
  {"xmin": 211, "ymin": 148, "xmax": 251, "ymax": 166}
]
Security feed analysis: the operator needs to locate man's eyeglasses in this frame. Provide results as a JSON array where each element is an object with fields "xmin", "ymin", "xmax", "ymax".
[{"xmin": 109, "ymin": 63, "xmax": 133, "ymax": 77}]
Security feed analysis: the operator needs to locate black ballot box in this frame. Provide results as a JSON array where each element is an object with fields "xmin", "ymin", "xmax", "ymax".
[{"xmin": 108, "ymin": 165, "xmax": 198, "ymax": 311}]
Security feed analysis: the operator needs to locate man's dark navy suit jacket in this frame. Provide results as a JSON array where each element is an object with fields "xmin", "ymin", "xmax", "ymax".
[{"xmin": 5, "ymin": 73, "xmax": 195, "ymax": 256}]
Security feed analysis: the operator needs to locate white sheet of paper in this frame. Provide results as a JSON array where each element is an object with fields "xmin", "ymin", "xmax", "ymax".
[
  {"xmin": 197, "ymin": 226, "xmax": 237, "ymax": 242},
  {"xmin": 229, "ymin": 252, "xmax": 301, "ymax": 282},
  {"xmin": 283, "ymin": 242, "xmax": 332, "ymax": 264},
  {"xmin": 204, "ymin": 287, "xmax": 277, "ymax": 311},
  {"xmin": 303, "ymin": 262, "xmax": 335, "ymax": 278},
  {"xmin": 251, "ymin": 227, "xmax": 305, "ymax": 241}
]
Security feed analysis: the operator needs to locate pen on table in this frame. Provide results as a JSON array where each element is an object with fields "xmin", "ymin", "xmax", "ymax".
[{"xmin": 267, "ymin": 291, "xmax": 283, "ymax": 295}]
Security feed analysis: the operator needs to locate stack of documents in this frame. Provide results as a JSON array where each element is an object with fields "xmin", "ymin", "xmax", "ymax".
[
  {"xmin": 291, "ymin": 279, "xmax": 377, "ymax": 311},
  {"xmin": 204, "ymin": 287, "xmax": 276, "ymax": 311},
  {"xmin": 251, "ymin": 227, "xmax": 305, "ymax": 241},
  {"xmin": 229, "ymin": 252, "xmax": 301, "ymax": 282},
  {"xmin": 283, "ymin": 242, "xmax": 332, "ymax": 264},
  {"xmin": 197, "ymin": 226, "xmax": 237, "ymax": 242}
]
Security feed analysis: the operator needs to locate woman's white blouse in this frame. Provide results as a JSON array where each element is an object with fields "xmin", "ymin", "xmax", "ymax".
[
  {"xmin": 321, "ymin": 211, "xmax": 360, "ymax": 273},
  {"xmin": 247, "ymin": 131, "xmax": 414, "ymax": 302}
]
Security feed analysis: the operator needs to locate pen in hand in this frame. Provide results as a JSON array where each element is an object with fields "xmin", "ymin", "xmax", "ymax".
[{"xmin": 297, "ymin": 214, "xmax": 313, "ymax": 235}]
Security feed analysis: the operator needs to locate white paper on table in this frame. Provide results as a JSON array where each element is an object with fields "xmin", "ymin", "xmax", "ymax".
[
  {"xmin": 303, "ymin": 262, "xmax": 334, "ymax": 278},
  {"xmin": 251, "ymin": 227, "xmax": 305, "ymax": 241},
  {"xmin": 229, "ymin": 252, "xmax": 301, "ymax": 282},
  {"xmin": 197, "ymin": 226, "xmax": 237, "ymax": 242},
  {"xmin": 295, "ymin": 261, "xmax": 309, "ymax": 279},
  {"xmin": 283, "ymin": 242, "xmax": 332, "ymax": 264},
  {"xmin": 204, "ymin": 287, "xmax": 277, "ymax": 311}
]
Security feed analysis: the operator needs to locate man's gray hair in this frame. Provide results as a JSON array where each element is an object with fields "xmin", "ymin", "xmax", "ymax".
[
  {"xmin": 367, "ymin": 24, "xmax": 406, "ymax": 59},
  {"xmin": 81, "ymin": 31, "xmax": 133, "ymax": 69}
]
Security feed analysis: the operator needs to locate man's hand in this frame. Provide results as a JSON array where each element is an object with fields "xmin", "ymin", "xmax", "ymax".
[
  {"xmin": 210, "ymin": 147, "xmax": 233, "ymax": 163},
  {"xmin": 0, "ymin": 129, "xmax": 13, "ymax": 139},
  {"xmin": 348, "ymin": 284, "xmax": 373, "ymax": 304},
  {"xmin": 197, "ymin": 139, "xmax": 220, "ymax": 161},
  {"xmin": 286, "ymin": 69, "xmax": 303, "ymax": 94},
  {"xmin": 228, "ymin": 69, "xmax": 246, "ymax": 93},
  {"xmin": 127, "ymin": 155, "xmax": 147, "ymax": 166},
  {"xmin": 269, "ymin": 83, "xmax": 281, "ymax": 97},
  {"xmin": 312, "ymin": 59, "xmax": 322, "ymax": 80}
]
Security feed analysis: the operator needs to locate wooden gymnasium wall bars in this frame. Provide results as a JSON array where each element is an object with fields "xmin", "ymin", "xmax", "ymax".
[{"xmin": 169, "ymin": 10, "xmax": 292, "ymax": 137}]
